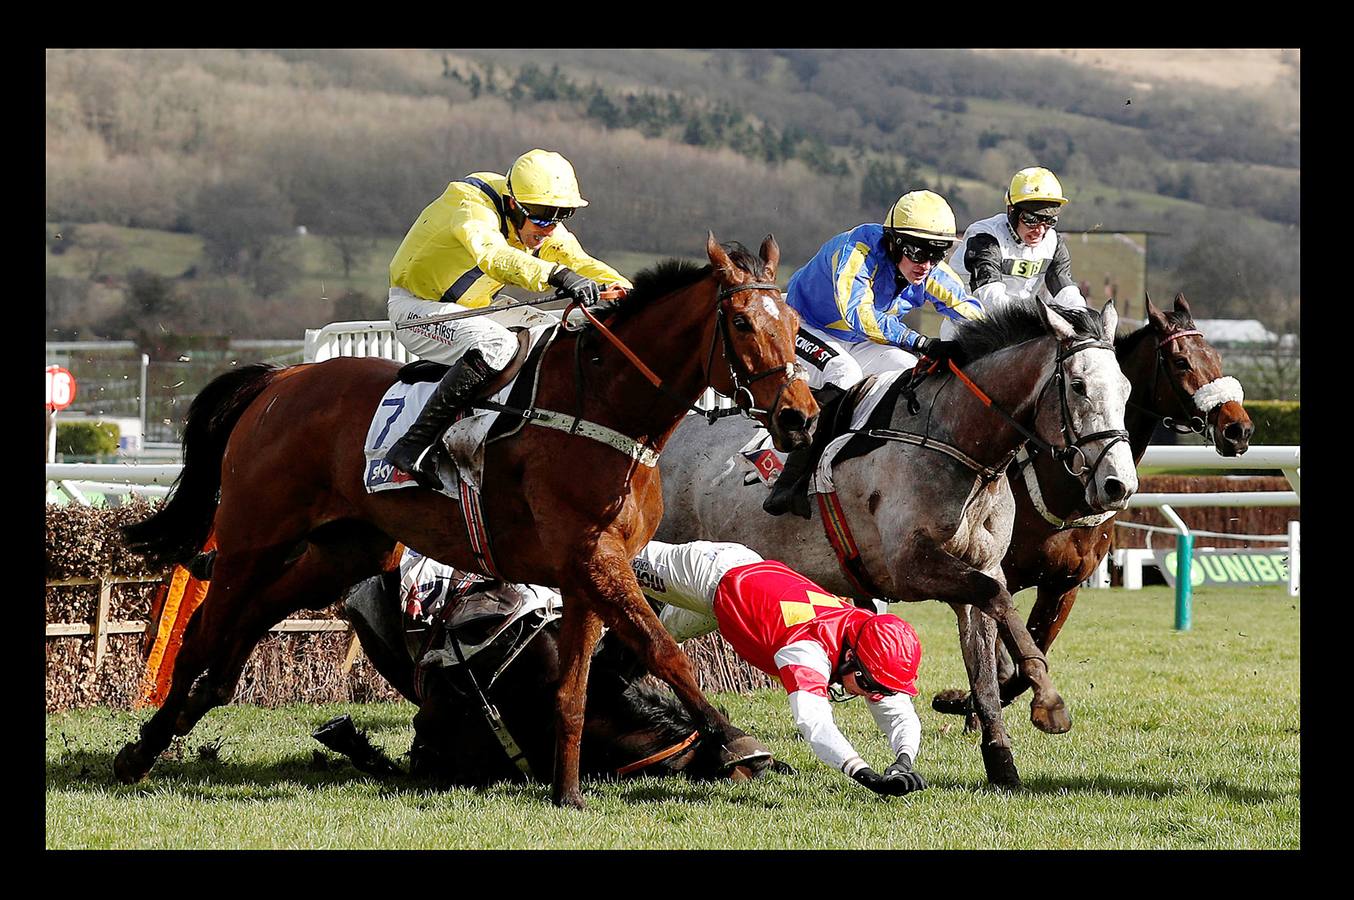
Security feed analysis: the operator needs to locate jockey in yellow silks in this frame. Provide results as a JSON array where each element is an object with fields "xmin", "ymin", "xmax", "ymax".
[{"xmin": 385, "ymin": 149, "xmax": 632, "ymax": 487}]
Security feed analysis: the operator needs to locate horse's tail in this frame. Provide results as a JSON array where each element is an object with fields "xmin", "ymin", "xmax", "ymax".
[{"xmin": 121, "ymin": 363, "xmax": 282, "ymax": 567}]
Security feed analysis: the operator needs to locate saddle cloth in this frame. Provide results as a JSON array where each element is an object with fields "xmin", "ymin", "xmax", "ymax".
[
  {"xmin": 734, "ymin": 369, "xmax": 904, "ymax": 495},
  {"xmin": 363, "ymin": 324, "xmax": 554, "ymax": 495}
]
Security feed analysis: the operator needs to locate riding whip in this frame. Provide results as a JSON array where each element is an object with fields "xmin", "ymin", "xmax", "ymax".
[{"xmin": 394, "ymin": 288, "xmax": 628, "ymax": 330}]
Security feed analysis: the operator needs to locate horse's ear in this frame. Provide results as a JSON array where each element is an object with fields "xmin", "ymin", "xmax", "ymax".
[
  {"xmin": 759, "ymin": 234, "xmax": 780, "ymax": 281},
  {"xmin": 1145, "ymin": 293, "xmax": 1170, "ymax": 332},
  {"xmin": 1173, "ymin": 292, "xmax": 1193, "ymax": 320},
  {"xmin": 1100, "ymin": 299, "xmax": 1119, "ymax": 340},
  {"xmin": 1037, "ymin": 298, "xmax": 1077, "ymax": 341},
  {"xmin": 706, "ymin": 231, "xmax": 736, "ymax": 281}
]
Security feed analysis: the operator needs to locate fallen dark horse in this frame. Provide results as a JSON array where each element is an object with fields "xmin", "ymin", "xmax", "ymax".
[{"xmin": 322, "ymin": 573, "xmax": 783, "ymax": 785}]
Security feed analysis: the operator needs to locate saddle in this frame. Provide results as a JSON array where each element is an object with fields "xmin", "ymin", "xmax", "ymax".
[
  {"xmin": 419, "ymin": 579, "xmax": 560, "ymax": 672},
  {"xmin": 779, "ymin": 375, "xmax": 880, "ymax": 504}
]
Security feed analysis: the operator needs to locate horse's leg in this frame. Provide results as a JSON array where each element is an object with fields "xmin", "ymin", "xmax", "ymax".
[
  {"xmin": 907, "ymin": 542, "xmax": 1070, "ymax": 735},
  {"xmin": 551, "ymin": 598, "xmax": 605, "ymax": 809},
  {"xmin": 997, "ymin": 580, "xmax": 1081, "ymax": 706},
  {"xmin": 570, "ymin": 553, "xmax": 768, "ymax": 771},
  {"xmin": 114, "ymin": 543, "xmax": 291, "ymax": 783},
  {"xmin": 953, "ymin": 603, "xmax": 1020, "ymax": 788},
  {"xmin": 116, "ymin": 538, "xmax": 387, "ymax": 783}
]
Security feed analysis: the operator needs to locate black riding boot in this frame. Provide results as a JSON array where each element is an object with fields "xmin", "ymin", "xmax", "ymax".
[
  {"xmin": 384, "ymin": 349, "xmax": 495, "ymax": 489},
  {"xmin": 762, "ymin": 384, "xmax": 846, "ymax": 519}
]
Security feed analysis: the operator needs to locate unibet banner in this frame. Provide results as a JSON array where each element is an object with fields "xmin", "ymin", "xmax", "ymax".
[{"xmin": 1153, "ymin": 548, "xmax": 1290, "ymax": 588}]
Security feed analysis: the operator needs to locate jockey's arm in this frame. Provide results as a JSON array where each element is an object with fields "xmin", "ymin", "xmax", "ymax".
[
  {"xmin": 960, "ymin": 232, "xmax": 1013, "ymax": 307},
  {"xmin": 924, "ymin": 262, "xmax": 986, "ymax": 323},
  {"xmin": 866, "ymin": 691, "xmax": 921, "ymax": 763},
  {"xmin": 775, "ymin": 641, "xmax": 872, "ymax": 778},
  {"xmin": 832, "ymin": 242, "xmax": 923, "ymax": 350},
  {"xmin": 451, "ymin": 202, "xmax": 560, "ymax": 293},
  {"xmin": 539, "ymin": 228, "xmax": 633, "ymax": 291},
  {"xmin": 1043, "ymin": 233, "xmax": 1088, "ymax": 308}
]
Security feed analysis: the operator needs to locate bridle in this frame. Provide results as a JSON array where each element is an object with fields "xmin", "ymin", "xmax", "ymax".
[
  {"xmin": 708, "ymin": 281, "xmax": 802, "ymax": 422},
  {"xmin": 1132, "ymin": 327, "xmax": 1213, "ymax": 436},
  {"xmin": 566, "ymin": 279, "xmax": 801, "ymax": 430},
  {"xmin": 947, "ymin": 336, "xmax": 1130, "ymax": 486}
]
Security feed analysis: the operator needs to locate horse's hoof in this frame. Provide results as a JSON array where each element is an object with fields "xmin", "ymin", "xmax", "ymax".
[
  {"xmin": 1031, "ymin": 701, "xmax": 1072, "ymax": 734},
  {"xmin": 963, "ymin": 713, "xmax": 980, "ymax": 734},
  {"xmin": 114, "ymin": 743, "xmax": 152, "ymax": 784},
  {"xmin": 718, "ymin": 734, "xmax": 773, "ymax": 773},
  {"xmin": 980, "ymin": 743, "xmax": 1021, "ymax": 790},
  {"xmin": 727, "ymin": 765, "xmax": 754, "ymax": 782},
  {"xmin": 552, "ymin": 790, "xmax": 587, "ymax": 810},
  {"xmin": 931, "ymin": 689, "xmax": 971, "ymax": 715}
]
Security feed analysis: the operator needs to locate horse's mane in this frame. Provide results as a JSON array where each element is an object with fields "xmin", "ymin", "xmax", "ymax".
[
  {"xmin": 1114, "ymin": 303, "xmax": 1196, "ymax": 355},
  {"xmin": 952, "ymin": 299, "xmax": 1107, "ymax": 361},
  {"xmin": 620, "ymin": 678, "xmax": 701, "ymax": 744},
  {"xmin": 608, "ymin": 242, "xmax": 768, "ymax": 328}
]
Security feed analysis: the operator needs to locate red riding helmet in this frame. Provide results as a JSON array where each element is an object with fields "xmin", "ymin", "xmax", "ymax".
[{"xmin": 852, "ymin": 615, "xmax": 921, "ymax": 696}]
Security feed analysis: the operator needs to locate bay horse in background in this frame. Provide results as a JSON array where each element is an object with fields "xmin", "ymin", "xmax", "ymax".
[
  {"xmin": 116, "ymin": 234, "xmax": 816, "ymax": 808},
  {"xmin": 933, "ymin": 293, "xmax": 1254, "ymax": 718},
  {"xmin": 655, "ymin": 299, "xmax": 1137, "ymax": 787}
]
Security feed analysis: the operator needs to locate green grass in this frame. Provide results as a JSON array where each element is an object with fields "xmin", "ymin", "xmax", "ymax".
[{"xmin": 45, "ymin": 586, "xmax": 1298, "ymax": 849}]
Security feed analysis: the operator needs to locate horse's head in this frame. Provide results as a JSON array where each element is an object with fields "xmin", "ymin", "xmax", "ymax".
[
  {"xmin": 1144, "ymin": 293, "xmax": 1253, "ymax": 456},
  {"xmin": 704, "ymin": 232, "xmax": 817, "ymax": 452},
  {"xmin": 1031, "ymin": 299, "xmax": 1138, "ymax": 512}
]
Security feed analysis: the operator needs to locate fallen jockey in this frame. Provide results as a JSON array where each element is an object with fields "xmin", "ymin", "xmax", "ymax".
[{"xmin": 385, "ymin": 541, "xmax": 930, "ymax": 798}]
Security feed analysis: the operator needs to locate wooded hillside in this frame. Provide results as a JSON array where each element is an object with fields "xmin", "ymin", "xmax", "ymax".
[{"xmin": 45, "ymin": 49, "xmax": 1300, "ymax": 344}]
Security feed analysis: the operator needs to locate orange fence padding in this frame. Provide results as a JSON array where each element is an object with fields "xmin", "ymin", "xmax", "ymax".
[{"xmin": 135, "ymin": 533, "xmax": 215, "ymax": 709}]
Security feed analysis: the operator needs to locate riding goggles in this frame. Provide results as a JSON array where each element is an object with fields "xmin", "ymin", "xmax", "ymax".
[
  {"xmin": 1017, "ymin": 210, "xmax": 1059, "ymax": 228},
  {"xmin": 893, "ymin": 237, "xmax": 949, "ymax": 265},
  {"xmin": 520, "ymin": 203, "xmax": 576, "ymax": 227}
]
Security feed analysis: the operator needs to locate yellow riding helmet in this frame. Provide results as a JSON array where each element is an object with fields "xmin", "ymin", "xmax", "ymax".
[
  {"xmin": 1006, "ymin": 167, "xmax": 1068, "ymax": 207},
  {"xmin": 883, "ymin": 190, "xmax": 960, "ymax": 243},
  {"xmin": 507, "ymin": 149, "xmax": 589, "ymax": 208}
]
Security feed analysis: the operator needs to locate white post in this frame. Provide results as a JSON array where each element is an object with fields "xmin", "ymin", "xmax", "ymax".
[
  {"xmin": 1121, "ymin": 549, "xmax": 1145, "ymax": 590},
  {"xmin": 139, "ymin": 353, "xmax": 149, "ymax": 446},
  {"xmin": 1288, "ymin": 520, "xmax": 1300, "ymax": 597}
]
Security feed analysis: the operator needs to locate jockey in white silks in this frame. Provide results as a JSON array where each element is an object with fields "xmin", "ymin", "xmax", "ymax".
[{"xmin": 941, "ymin": 166, "xmax": 1088, "ymax": 339}]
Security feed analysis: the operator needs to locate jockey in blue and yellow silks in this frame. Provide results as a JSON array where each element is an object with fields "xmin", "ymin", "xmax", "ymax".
[
  {"xmin": 384, "ymin": 149, "xmax": 631, "ymax": 488},
  {"xmin": 766, "ymin": 190, "xmax": 983, "ymax": 517},
  {"xmin": 785, "ymin": 190, "xmax": 982, "ymax": 392}
]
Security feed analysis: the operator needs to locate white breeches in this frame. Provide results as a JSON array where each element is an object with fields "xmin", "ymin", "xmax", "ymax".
[
  {"xmin": 796, "ymin": 323, "xmax": 919, "ymax": 391},
  {"xmin": 388, "ymin": 287, "xmax": 519, "ymax": 371}
]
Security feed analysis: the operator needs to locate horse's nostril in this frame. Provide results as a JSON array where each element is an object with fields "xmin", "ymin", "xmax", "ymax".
[
  {"xmin": 777, "ymin": 409, "xmax": 808, "ymax": 433},
  {"xmin": 1224, "ymin": 421, "xmax": 1253, "ymax": 441},
  {"xmin": 1103, "ymin": 478, "xmax": 1127, "ymax": 503}
]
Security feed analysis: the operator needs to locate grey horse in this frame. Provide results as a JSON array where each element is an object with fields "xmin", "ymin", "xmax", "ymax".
[{"xmin": 654, "ymin": 299, "xmax": 1135, "ymax": 787}]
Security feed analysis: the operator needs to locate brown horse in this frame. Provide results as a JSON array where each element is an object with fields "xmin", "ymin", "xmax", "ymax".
[
  {"xmin": 934, "ymin": 293, "xmax": 1254, "ymax": 717},
  {"xmin": 116, "ymin": 234, "xmax": 817, "ymax": 808}
]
